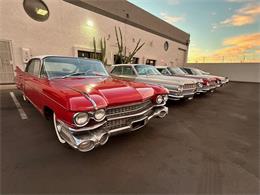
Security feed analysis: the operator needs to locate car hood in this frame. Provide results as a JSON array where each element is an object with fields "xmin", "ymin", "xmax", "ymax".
[
  {"xmin": 137, "ymin": 74, "xmax": 197, "ymax": 86},
  {"xmin": 175, "ymin": 74, "xmax": 216, "ymax": 81},
  {"xmin": 50, "ymin": 76, "xmax": 163, "ymax": 111},
  {"xmin": 209, "ymin": 75, "xmax": 226, "ymax": 81}
]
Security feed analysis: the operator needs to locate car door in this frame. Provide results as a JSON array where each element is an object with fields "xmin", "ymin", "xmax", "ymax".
[
  {"xmin": 32, "ymin": 60, "xmax": 50, "ymax": 110},
  {"xmin": 24, "ymin": 59, "xmax": 41, "ymax": 107}
]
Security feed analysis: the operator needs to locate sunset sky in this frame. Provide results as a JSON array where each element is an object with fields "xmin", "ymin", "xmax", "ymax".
[{"xmin": 128, "ymin": 0, "xmax": 260, "ymax": 63}]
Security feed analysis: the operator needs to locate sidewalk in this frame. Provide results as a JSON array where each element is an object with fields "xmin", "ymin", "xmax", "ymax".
[{"xmin": 0, "ymin": 84, "xmax": 16, "ymax": 90}]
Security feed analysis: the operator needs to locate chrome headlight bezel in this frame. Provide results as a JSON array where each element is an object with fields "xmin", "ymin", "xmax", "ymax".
[
  {"xmin": 197, "ymin": 82, "xmax": 203, "ymax": 88},
  {"xmin": 73, "ymin": 112, "xmax": 89, "ymax": 127},
  {"xmin": 93, "ymin": 109, "xmax": 106, "ymax": 122},
  {"xmin": 177, "ymin": 85, "xmax": 183, "ymax": 92},
  {"xmin": 156, "ymin": 95, "xmax": 164, "ymax": 104},
  {"xmin": 163, "ymin": 95, "xmax": 168, "ymax": 102}
]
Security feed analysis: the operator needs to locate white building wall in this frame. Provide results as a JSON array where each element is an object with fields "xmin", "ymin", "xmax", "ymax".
[{"xmin": 0, "ymin": 0, "xmax": 188, "ymax": 70}]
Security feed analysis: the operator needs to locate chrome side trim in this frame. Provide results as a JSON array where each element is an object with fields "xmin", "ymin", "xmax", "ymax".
[{"xmin": 82, "ymin": 92, "xmax": 98, "ymax": 110}]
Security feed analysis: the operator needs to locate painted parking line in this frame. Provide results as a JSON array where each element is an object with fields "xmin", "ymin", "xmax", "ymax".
[{"xmin": 9, "ymin": 92, "xmax": 28, "ymax": 120}]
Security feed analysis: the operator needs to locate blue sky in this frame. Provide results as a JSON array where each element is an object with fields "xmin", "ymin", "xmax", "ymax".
[{"xmin": 128, "ymin": 0, "xmax": 260, "ymax": 62}]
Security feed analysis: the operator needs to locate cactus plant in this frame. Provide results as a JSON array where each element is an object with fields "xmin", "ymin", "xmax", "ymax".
[
  {"xmin": 114, "ymin": 26, "xmax": 145, "ymax": 64},
  {"xmin": 100, "ymin": 38, "xmax": 107, "ymax": 65},
  {"xmin": 93, "ymin": 37, "xmax": 97, "ymax": 60},
  {"xmin": 92, "ymin": 37, "xmax": 107, "ymax": 65}
]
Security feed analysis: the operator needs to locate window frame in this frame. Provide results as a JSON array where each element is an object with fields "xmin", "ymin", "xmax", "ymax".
[
  {"xmin": 25, "ymin": 58, "xmax": 41, "ymax": 77},
  {"xmin": 121, "ymin": 66, "xmax": 136, "ymax": 76},
  {"xmin": 111, "ymin": 66, "xmax": 123, "ymax": 75}
]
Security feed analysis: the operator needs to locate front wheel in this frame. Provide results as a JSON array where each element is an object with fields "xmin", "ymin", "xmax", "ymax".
[{"xmin": 53, "ymin": 113, "xmax": 66, "ymax": 144}]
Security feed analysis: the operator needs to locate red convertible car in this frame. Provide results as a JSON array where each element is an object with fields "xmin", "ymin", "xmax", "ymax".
[{"xmin": 15, "ymin": 56, "xmax": 169, "ymax": 152}]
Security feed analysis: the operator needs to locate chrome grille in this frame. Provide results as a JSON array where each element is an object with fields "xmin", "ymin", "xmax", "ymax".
[
  {"xmin": 106, "ymin": 100, "xmax": 153, "ymax": 119},
  {"xmin": 104, "ymin": 100, "xmax": 153, "ymax": 131},
  {"xmin": 183, "ymin": 83, "xmax": 197, "ymax": 94},
  {"xmin": 183, "ymin": 83, "xmax": 196, "ymax": 89}
]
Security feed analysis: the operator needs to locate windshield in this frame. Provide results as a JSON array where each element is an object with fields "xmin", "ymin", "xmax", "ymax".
[
  {"xmin": 190, "ymin": 68, "xmax": 203, "ymax": 75},
  {"xmin": 168, "ymin": 67, "xmax": 186, "ymax": 75},
  {"xmin": 199, "ymin": 69, "xmax": 210, "ymax": 75},
  {"xmin": 134, "ymin": 65, "xmax": 161, "ymax": 76},
  {"xmin": 43, "ymin": 57, "xmax": 108, "ymax": 79}
]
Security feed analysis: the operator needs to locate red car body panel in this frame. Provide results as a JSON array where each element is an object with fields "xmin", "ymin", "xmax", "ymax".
[{"xmin": 15, "ymin": 66, "xmax": 168, "ymax": 127}]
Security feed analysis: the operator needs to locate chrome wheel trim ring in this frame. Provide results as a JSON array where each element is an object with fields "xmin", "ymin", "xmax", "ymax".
[{"xmin": 53, "ymin": 113, "xmax": 66, "ymax": 144}]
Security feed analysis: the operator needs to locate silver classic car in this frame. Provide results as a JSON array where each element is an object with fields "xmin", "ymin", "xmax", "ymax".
[
  {"xmin": 110, "ymin": 64, "xmax": 198, "ymax": 100},
  {"xmin": 156, "ymin": 66, "xmax": 218, "ymax": 93},
  {"xmin": 181, "ymin": 67, "xmax": 229, "ymax": 87}
]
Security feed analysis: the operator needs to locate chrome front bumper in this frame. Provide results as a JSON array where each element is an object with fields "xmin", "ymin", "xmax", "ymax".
[
  {"xmin": 57, "ymin": 106, "xmax": 168, "ymax": 152},
  {"xmin": 168, "ymin": 90, "xmax": 196, "ymax": 100},
  {"xmin": 196, "ymin": 85, "xmax": 217, "ymax": 93}
]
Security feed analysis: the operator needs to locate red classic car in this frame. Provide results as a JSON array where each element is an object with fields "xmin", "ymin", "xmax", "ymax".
[{"xmin": 15, "ymin": 56, "xmax": 169, "ymax": 152}]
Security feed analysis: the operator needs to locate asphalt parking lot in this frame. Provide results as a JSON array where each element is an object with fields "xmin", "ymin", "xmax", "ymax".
[{"xmin": 1, "ymin": 82, "xmax": 259, "ymax": 194}]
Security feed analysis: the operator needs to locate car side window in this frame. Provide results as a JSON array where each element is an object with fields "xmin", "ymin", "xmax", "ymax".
[
  {"xmin": 161, "ymin": 69, "xmax": 170, "ymax": 75},
  {"xmin": 25, "ymin": 59, "xmax": 41, "ymax": 76},
  {"xmin": 26, "ymin": 60, "xmax": 35, "ymax": 74},
  {"xmin": 111, "ymin": 66, "xmax": 122, "ymax": 75},
  {"xmin": 122, "ymin": 66, "xmax": 135, "ymax": 76},
  {"xmin": 40, "ymin": 64, "xmax": 48, "ymax": 78},
  {"xmin": 33, "ymin": 60, "xmax": 41, "ymax": 76},
  {"xmin": 182, "ymin": 68, "xmax": 191, "ymax": 74}
]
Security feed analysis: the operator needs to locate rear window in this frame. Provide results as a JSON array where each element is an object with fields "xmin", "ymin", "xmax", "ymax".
[{"xmin": 111, "ymin": 66, "xmax": 122, "ymax": 75}]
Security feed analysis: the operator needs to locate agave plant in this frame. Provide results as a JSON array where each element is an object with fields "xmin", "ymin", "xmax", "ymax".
[{"xmin": 114, "ymin": 26, "xmax": 145, "ymax": 64}]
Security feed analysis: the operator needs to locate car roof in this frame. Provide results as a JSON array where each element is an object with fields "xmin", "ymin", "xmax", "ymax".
[
  {"xmin": 31, "ymin": 55, "xmax": 101, "ymax": 62},
  {"xmin": 155, "ymin": 66, "xmax": 168, "ymax": 69}
]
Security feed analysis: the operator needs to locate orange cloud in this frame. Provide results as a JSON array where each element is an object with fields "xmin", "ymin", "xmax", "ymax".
[
  {"xmin": 188, "ymin": 33, "xmax": 260, "ymax": 63},
  {"xmin": 160, "ymin": 12, "xmax": 185, "ymax": 24},
  {"xmin": 220, "ymin": 3, "xmax": 260, "ymax": 26},
  {"xmin": 216, "ymin": 33, "xmax": 260, "ymax": 55},
  {"xmin": 221, "ymin": 15, "xmax": 254, "ymax": 26}
]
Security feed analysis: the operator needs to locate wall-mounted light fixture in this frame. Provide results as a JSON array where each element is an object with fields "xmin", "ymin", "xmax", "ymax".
[{"xmin": 87, "ymin": 20, "xmax": 94, "ymax": 27}]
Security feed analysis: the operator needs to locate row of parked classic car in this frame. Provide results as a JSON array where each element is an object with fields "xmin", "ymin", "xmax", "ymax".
[{"xmin": 15, "ymin": 56, "xmax": 229, "ymax": 152}]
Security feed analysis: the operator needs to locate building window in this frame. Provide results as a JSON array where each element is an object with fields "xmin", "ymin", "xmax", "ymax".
[
  {"xmin": 131, "ymin": 57, "xmax": 139, "ymax": 64},
  {"xmin": 146, "ymin": 59, "xmax": 156, "ymax": 66},
  {"xmin": 164, "ymin": 41, "xmax": 169, "ymax": 51},
  {"xmin": 78, "ymin": 50, "xmax": 102, "ymax": 60},
  {"xmin": 23, "ymin": 0, "xmax": 49, "ymax": 22}
]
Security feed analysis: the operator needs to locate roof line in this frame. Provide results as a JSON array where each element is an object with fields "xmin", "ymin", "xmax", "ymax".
[{"xmin": 63, "ymin": 0, "xmax": 190, "ymax": 45}]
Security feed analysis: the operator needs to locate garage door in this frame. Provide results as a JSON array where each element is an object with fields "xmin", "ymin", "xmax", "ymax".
[
  {"xmin": 0, "ymin": 40, "xmax": 14, "ymax": 84},
  {"xmin": 177, "ymin": 49, "xmax": 187, "ymax": 66}
]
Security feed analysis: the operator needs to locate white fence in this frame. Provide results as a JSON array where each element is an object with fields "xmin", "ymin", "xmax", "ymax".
[{"xmin": 187, "ymin": 63, "xmax": 260, "ymax": 83}]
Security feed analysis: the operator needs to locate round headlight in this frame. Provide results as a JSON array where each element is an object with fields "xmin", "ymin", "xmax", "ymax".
[
  {"xmin": 177, "ymin": 86, "xmax": 183, "ymax": 91},
  {"xmin": 198, "ymin": 83, "xmax": 203, "ymax": 88},
  {"xmin": 163, "ymin": 95, "xmax": 168, "ymax": 102},
  {"xmin": 73, "ymin": 112, "xmax": 89, "ymax": 127},
  {"xmin": 94, "ymin": 109, "xmax": 106, "ymax": 121},
  {"xmin": 156, "ymin": 95, "xmax": 163, "ymax": 104}
]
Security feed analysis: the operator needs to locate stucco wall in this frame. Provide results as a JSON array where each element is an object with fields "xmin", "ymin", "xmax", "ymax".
[
  {"xmin": 187, "ymin": 63, "xmax": 260, "ymax": 83},
  {"xmin": 0, "ymin": 0, "xmax": 188, "ymax": 70}
]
